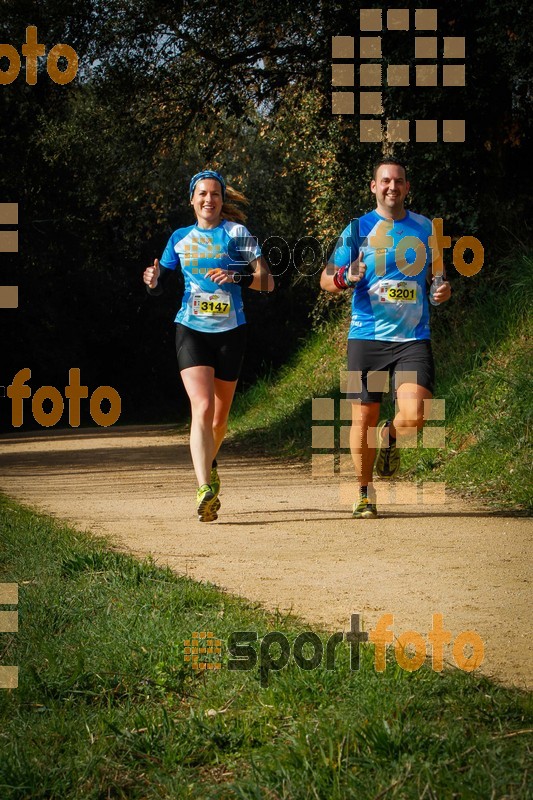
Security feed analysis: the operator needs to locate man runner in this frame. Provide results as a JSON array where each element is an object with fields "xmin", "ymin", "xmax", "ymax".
[{"xmin": 320, "ymin": 157, "xmax": 451, "ymax": 518}]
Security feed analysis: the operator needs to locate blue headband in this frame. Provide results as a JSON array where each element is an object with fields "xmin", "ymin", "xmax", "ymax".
[{"xmin": 189, "ymin": 170, "xmax": 226, "ymax": 200}]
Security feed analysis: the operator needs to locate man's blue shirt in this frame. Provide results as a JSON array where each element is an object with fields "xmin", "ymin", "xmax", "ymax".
[{"xmin": 330, "ymin": 210, "xmax": 433, "ymax": 341}]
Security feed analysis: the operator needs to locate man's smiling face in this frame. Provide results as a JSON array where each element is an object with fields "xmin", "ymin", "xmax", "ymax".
[{"xmin": 371, "ymin": 163, "xmax": 410, "ymax": 219}]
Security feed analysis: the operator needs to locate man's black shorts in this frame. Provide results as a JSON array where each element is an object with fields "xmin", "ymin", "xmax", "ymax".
[
  {"xmin": 175, "ymin": 323, "xmax": 247, "ymax": 382},
  {"xmin": 346, "ymin": 339, "xmax": 435, "ymax": 402}
]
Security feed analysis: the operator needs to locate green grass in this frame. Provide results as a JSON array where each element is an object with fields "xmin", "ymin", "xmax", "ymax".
[
  {"xmin": 230, "ymin": 250, "xmax": 533, "ymax": 511},
  {"xmin": 1, "ymin": 496, "xmax": 531, "ymax": 798}
]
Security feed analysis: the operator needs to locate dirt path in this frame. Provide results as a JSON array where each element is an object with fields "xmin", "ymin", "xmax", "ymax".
[{"xmin": 0, "ymin": 425, "xmax": 531, "ymax": 690}]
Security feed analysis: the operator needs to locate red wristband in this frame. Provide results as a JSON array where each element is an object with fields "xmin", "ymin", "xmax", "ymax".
[{"xmin": 333, "ymin": 266, "xmax": 351, "ymax": 289}]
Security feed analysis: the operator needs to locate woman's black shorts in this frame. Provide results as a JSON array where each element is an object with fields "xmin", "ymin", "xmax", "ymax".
[
  {"xmin": 175, "ymin": 323, "xmax": 247, "ymax": 382},
  {"xmin": 346, "ymin": 339, "xmax": 435, "ymax": 402}
]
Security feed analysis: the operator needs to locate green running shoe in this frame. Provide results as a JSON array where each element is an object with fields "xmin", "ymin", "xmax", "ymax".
[
  {"xmin": 210, "ymin": 466, "xmax": 221, "ymax": 513},
  {"xmin": 196, "ymin": 483, "xmax": 217, "ymax": 522},
  {"xmin": 352, "ymin": 497, "xmax": 378, "ymax": 519},
  {"xmin": 375, "ymin": 419, "xmax": 400, "ymax": 479}
]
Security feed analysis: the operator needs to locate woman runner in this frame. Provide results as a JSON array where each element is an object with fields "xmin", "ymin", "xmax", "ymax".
[{"xmin": 143, "ymin": 170, "xmax": 274, "ymax": 521}]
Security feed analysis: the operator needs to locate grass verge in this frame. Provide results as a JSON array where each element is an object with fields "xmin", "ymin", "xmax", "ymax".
[
  {"xmin": 0, "ymin": 495, "xmax": 531, "ymax": 798},
  {"xmin": 230, "ymin": 251, "xmax": 533, "ymax": 511}
]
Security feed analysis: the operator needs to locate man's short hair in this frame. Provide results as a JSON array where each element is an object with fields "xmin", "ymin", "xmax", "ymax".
[{"xmin": 372, "ymin": 157, "xmax": 408, "ymax": 181}]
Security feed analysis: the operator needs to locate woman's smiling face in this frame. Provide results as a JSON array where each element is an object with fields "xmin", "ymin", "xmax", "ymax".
[{"xmin": 191, "ymin": 179, "xmax": 223, "ymax": 228}]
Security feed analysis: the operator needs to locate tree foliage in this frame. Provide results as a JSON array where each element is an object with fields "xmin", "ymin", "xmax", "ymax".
[{"xmin": 0, "ymin": 0, "xmax": 530, "ymax": 427}]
